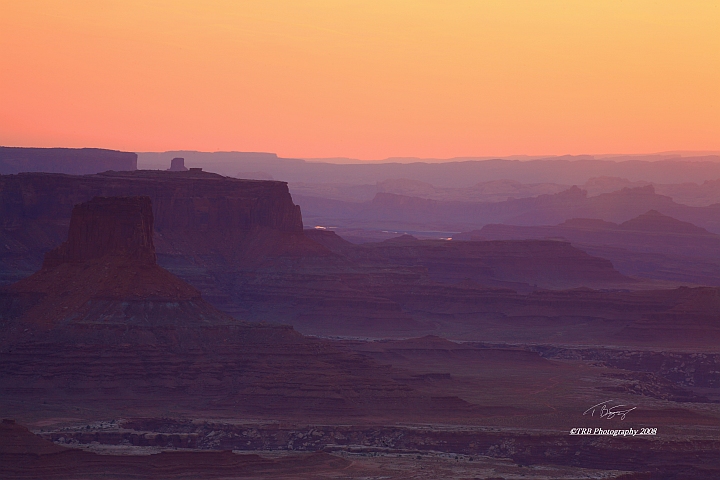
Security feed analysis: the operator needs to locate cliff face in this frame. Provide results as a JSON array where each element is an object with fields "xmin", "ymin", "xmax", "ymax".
[
  {"xmin": 0, "ymin": 147, "xmax": 137, "ymax": 175},
  {"xmin": 43, "ymin": 196, "xmax": 155, "ymax": 268},
  {"xmin": 0, "ymin": 170, "xmax": 302, "ymax": 236},
  {"xmin": 0, "ymin": 171, "xmax": 306, "ymax": 284},
  {"xmin": 5, "ymin": 196, "xmax": 224, "ymax": 327}
]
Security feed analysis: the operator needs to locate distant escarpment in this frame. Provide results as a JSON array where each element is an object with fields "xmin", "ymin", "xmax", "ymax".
[
  {"xmin": 0, "ymin": 147, "xmax": 137, "ymax": 175},
  {"xmin": 296, "ymin": 184, "xmax": 720, "ymax": 234},
  {"xmin": 317, "ymin": 235, "xmax": 633, "ymax": 291},
  {"xmin": 459, "ymin": 210, "xmax": 720, "ymax": 286},
  {"xmin": 0, "ymin": 196, "xmax": 460, "ymax": 420},
  {"xmin": 0, "ymin": 170, "xmax": 306, "ymax": 284}
]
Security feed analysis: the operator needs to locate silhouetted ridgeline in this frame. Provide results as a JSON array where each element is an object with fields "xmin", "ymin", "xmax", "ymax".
[
  {"xmin": 140, "ymin": 151, "xmax": 720, "ymax": 186},
  {"xmin": 0, "ymin": 147, "xmax": 137, "ymax": 174}
]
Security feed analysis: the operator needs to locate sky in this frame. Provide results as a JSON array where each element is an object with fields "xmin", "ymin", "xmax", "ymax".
[{"xmin": 1, "ymin": 1, "xmax": 719, "ymax": 160}]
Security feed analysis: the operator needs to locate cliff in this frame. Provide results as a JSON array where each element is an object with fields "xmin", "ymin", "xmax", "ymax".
[
  {"xmin": 43, "ymin": 196, "xmax": 156, "ymax": 268},
  {"xmin": 0, "ymin": 147, "xmax": 137, "ymax": 175},
  {"xmin": 5, "ymin": 196, "xmax": 227, "ymax": 327},
  {"xmin": 0, "ymin": 170, "xmax": 307, "ymax": 284},
  {"xmin": 0, "ymin": 171, "xmax": 429, "ymax": 335}
]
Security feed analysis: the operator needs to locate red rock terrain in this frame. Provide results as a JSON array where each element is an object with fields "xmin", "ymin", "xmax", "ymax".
[
  {"xmin": 0, "ymin": 196, "xmax": 472, "ymax": 420},
  {"xmin": 0, "ymin": 170, "xmax": 307, "ymax": 270},
  {"xmin": 2, "ymin": 196, "xmax": 719, "ymax": 478},
  {"xmin": 14, "ymin": 333, "xmax": 720, "ymax": 479},
  {"xmin": 5, "ymin": 172, "xmax": 720, "ymax": 342},
  {"xmin": 5, "ymin": 196, "xmax": 225, "ymax": 327}
]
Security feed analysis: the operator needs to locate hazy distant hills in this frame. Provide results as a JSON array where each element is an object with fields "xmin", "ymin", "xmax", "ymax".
[
  {"xmin": 296, "ymin": 185, "xmax": 720, "ymax": 235},
  {"xmin": 291, "ymin": 176, "xmax": 720, "ymax": 206},
  {"xmin": 0, "ymin": 147, "xmax": 136, "ymax": 175},
  {"xmin": 140, "ymin": 151, "xmax": 720, "ymax": 186},
  {"xmin": 457, "ymin": 210, "xmax": 720, "ymax": 286}
]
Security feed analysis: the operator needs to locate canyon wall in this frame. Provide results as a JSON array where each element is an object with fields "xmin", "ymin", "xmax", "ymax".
[{"xmin": 0, "ymin": 171, "xmax": 305, "ymax": 284}]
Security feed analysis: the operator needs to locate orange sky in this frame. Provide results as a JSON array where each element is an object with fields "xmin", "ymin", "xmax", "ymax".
[{"xmin": 1, "ymin": 1, "xmax": 718, "ymax": 159}]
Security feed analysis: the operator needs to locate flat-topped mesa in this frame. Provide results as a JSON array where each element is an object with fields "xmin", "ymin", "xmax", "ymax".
[
  {"xmin": 167, "ymin": 157, "xmax": 188, "ymax": 171},
  {"xmin": 43, "ymin": 196, "xmax": 156, "ymax": 269}
]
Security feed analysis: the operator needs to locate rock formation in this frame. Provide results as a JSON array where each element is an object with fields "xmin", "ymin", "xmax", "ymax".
[
  {"xmin": 167, "ymin": 157, "xmax": 188, "ymax": 171},
  {"xmin": 0, "ymin": 170, "xmax": 307, "ymax": 285},
  {"xmin": 460, "ymin": 210, "xmax": 720, "ymax": 286},
  {"xmin": 334, "ymin": 237, "xmax": 633, "ymax": 291},
  {"xmin": 5, "ymin": 172, "xmax": 720, "ymax": 342},
  {"xmin": 0, "ymin": 147, "xmax": 137, "ymax": 175},
  {"xmin": 0, "ymin": 196, "xmax": 465, "ymax": 418},
  {"xmin": 43, "ymin": 196, "xmax": 156, "ymax": 268},
  {"xmin": 2, "ymin": 189, "xmax": 720, "ymax": 479},
  {"xmin": 3, "ymin": 196, "xmax": 236, "ymax": 327}
]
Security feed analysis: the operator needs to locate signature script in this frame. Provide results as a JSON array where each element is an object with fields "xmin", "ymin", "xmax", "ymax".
[{"xmin": 583, "ymin": 400, "xmax": 636, "ymax": 420}]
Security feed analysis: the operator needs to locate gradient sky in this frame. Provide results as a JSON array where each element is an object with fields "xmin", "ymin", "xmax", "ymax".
[{"xmin": 1, "ymin": 1, "xmax": 718, "ymax": 159}]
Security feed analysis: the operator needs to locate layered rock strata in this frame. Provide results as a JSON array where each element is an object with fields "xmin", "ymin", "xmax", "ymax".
[
  {"xmin": 0, "ymin": 170, "xmax": 308, "ymax": 286},
  {"xmin": 0, "ymin": 196, "xmax": 465, "ymax": 419}
]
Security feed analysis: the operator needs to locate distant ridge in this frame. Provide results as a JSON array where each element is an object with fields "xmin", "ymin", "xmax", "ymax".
[
  {"xmin": 0, "ymin": 147, "xmax": 136, "ymax": 174},
  {"xmin": 618, "ymin": 209, "xmax": 712, "ymax": 235},
  {"xmin": 138, "ymin": 151, "xmax": 720, "ymax": 186},
  {"xmin": 461, "ymin": 211, "xmax": 720, "ymax": 285}
]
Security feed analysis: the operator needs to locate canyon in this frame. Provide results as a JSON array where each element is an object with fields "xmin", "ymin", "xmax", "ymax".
[
  {"xmin": 1, "ymin": 196, "xmax": 466, "ymax": 422},
  {"xmin": 1, "ymin": 167, "xmax": 720, "ymax": 478}
]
